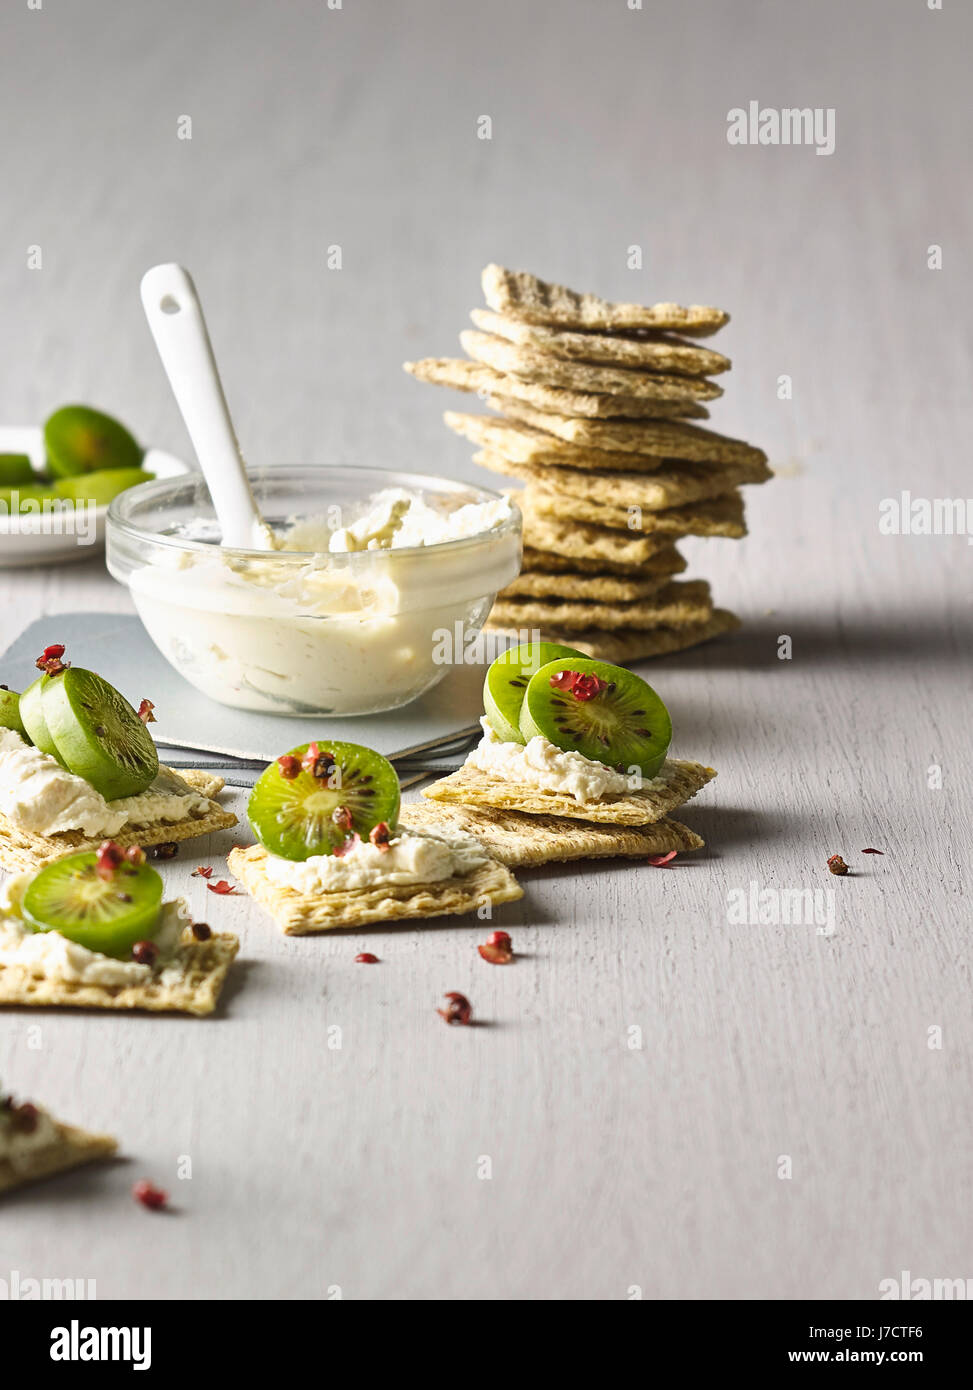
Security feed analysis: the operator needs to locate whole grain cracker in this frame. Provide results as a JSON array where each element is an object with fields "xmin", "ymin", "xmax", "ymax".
[
  {"xmin": 0, "ymin": 1111, "xmax": 117, "ymax": 1195},
  {"xmin": 501, "ymin": 568, "xmax": 673, "ymax": 602},
  {"xmin": 486, "ymin": 391, "xmax": 708, "ymax": 421},
  {"xmin": 0, "ymin": 928, "xmax": 240, "ymax": 1016},
  {"xmin": 494, "ymin": 398, "xmax": 772, "ymax": 447},
  {"xmin": 474, "ymin": 449, "xmax": 770, "ymax": 509},
  {"xmin": 520, "ymin": 545, "xmax": 687, "ymax": 577},
  {"xmin": 524, "ymin": 483, "xmax": 747, "ymax": 538},
  {"xmin": 471, "ymin": 309, "xmax": 731, "ymax": 375},
  {"xmin": 404, "ymin": 359, "xmax": 708, "ymax": 419},
  {"xmin": 460, "ymin": 331, "xmax": 722, "ymax": 401},
  {"xmin": 485, "ymin": 607, "xmax": 742, "ymax": 662},
  {"xmin": 520, "ymin": 509, "xmax": 687, "ymax": 566},
  {"xmin": 227, "ymin": 844, "xmax": 522, "ymax": 935},
  {"xmin": 489, "ymin": 579, "xmax": 713, "ymax": 633},
  {"xmin": 399, "ymin": 803, "xmax": 704, "ymax": 868},
  {"xmin": 422, "ymin": 759, "xmax": 716, "ymax": 825},
  {"xmin": 481, "ymin": 264, "xmax": 729, "ymax": 335},
  {"xmin": 445, "ymin": 410, "xmax": 763, "ymax": 467},
  {"xmin": 0, "ymin": 768, "xmax": 237, "ymax": 873}
]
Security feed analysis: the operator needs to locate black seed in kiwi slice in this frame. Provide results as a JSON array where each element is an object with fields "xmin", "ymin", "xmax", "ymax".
[
  {"xmin": 41, "ymin": 668, "xmax": 159, "ymax": 799},
  {"xmin": 21, "ymin": 851, "xmax": 164, "ymax": 959},
  {"xmin": 519, "ymin": 658, "xmax": 672, "ymax": 779},
  {"xmin": 18, "ymin": 676, "xmax": 67, "ymax": 764},
  {"xmin": 44, "ymin": 405, "xmax": 143, "ymax": 479},
  {"xmin": 0, "ymin": 687, "xmax": 28, "ymax": 740},
  {"xmin": 249, "ymin": 741, "xmax": 401, "ymax": 861}
]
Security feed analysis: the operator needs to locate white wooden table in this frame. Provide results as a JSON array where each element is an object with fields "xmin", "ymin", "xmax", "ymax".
[{"xmin": 0, "ymin": 0, "xmax": 970, "ymax": 1300}]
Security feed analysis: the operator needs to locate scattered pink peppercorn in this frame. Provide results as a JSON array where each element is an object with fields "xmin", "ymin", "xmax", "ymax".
[
  {"xmin": 355, "ymin": 952, "xmax": 379, "ymax": 964},
  {"xmin": 437, "ymin": 992, "xmax": 473, "ymax": 1025},
  {"xmin": 131, "ymin": 940, "xmax": 159, "ymax": 966},
  {"xmin": 132, "ymin": 1180, "xmax": 168, "ymax": 1211},
  {"xmin": 478, "ymin": 930, "xmax": 513, "ymax": 965},
  {"xmin": 191, "ymin": 922, "xmax": 212, "ymax": 941}
]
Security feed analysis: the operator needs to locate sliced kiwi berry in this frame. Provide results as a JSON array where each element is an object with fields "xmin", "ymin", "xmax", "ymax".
[
  {"xmin": 19, "ymin": 676, "xmax": 67, "ymax": 764},
  {"xmin": 519, "ymin": 657, "xmax": 672, "ymax": 779},
  {"xmin": 41, "ymin": 668, "xmax": 159, "ymax": 798},
  {"xmin": 483, "ymin": 640, "xmax": 586, "ymax": 744},
  {"xmin": 0, "ymin": 454, "xmax": 35, "ymax": 486},
  {"xmin": 44, "ymin": 405, "xmax": 143, "ymax": 480},
  {"xmin": 54, "ymin": 467, "xmax": 153, "ymax": 507},
  {"xmin": 249, "ymin": 740, "xmax": 401, "ymax": 861},
  {"xmin": 22, "ymin": 851, "xmax": 163, "ymax": 959},
  {"xmin": 0, "ymin": 687, "xmax": 28, "ymax": 739},
  {"xmin": 0, "ymin": 483, "xmax": 61, "ymax": 513}
]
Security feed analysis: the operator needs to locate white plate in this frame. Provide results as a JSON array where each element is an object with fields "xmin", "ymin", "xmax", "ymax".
[{"xmin": 0, "ymin": 426, "xmax": 191, "ymax": 567}]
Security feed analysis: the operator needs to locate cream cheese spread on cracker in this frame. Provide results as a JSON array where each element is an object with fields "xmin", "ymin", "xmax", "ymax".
[
  {"xmin": 0, "ymin": 729, "xmax": 211, "ymax": 838},
  {"xmin": 0, "ymin": 885, "xmax": 188, "ymax": 988},
  {"xmin": 465, "ymin": 716, "xmax": 630, "ymax": 803},
  {"xmin": 263, "ymin": 827, "xmax": 487, "ymax": 894}
]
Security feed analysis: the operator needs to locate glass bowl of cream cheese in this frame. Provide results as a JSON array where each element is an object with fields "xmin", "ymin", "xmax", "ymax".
[{"xmin": 106, "ymin": 465, "xmax": 522, "ymax": 716}]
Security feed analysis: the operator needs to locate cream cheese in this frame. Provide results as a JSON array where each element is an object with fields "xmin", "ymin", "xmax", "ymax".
[
  {"xmin": 0, "ymin": 729, "xmax": 211, "ymax": 838},
  {"xmin": 263, "ymin": 827, "xmax": 487, "ymax": 894},
  {"xmin": 0, "ymin": 885, "xmax": 188, "ymax": 988},
  {"xmin": 125, "ymin": 488, "xmax": 521, "ymax": 716},
  {"xmin": 466, "ymin": 716, "xmax": 630, "ymax": 803}
]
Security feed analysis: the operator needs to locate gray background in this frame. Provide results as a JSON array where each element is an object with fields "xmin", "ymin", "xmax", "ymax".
[{"xmin": 1, "ymin": 0, "xmax": 971, "ymax": 1300}]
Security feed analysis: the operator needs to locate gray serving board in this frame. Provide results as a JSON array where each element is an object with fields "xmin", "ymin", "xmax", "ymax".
[{"xmin": 1, "ymin": 612, "xmax": 486, "ymax": 766}]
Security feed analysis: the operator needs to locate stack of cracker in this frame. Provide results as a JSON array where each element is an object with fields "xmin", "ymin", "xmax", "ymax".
[
  {"xmin": 405, "ymin": 265, "xmax": 770, "ymax": 662},
  {"xmin": 402, "ymin": 757, "xmax": 716, "ymax": 870}
]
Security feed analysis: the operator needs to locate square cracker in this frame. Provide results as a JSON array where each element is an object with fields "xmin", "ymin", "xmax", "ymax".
[
  {"xmin": 444, "ymin": 410, "xmax": 765, "ymax": 467},
  {"xmin": 460, "ymin": 331, "xmax": 722, "ymax": 401},
  {"xmin": 485, "ymin": 607, "xmax": 742, "ymax": 662},
  {"xmin": 489, "ymin": 579, "xmax": 713, "ymax": 633},
  {"xmin": 422, "ymin": 759, "xmax": 716, "ymax": 825},
  {"xmin": 399, "ymin": 802, "xmax": 704, "ymax": 868},
  {"xmin": 519, "ymin": 545, "xmax": 687, "ymax": 578},
  {"xmin": 523, "ymin": 482, "xmax": 747, "ymax": 538},
  {"xmin": 470, "ymin": 309, "xmax": 731, "ymax": 375},
  {"xmin": 404, "ymin": 358, "xmax": 708, "ymax": 419},
  {"xmin": 0, "ymin": 928, "xmax": 240, "ymax": 1016},
  {"xmin": 227, "ymin": 843, "xmax": 522, "ymax": 935},
  {"xmin": 444, "ymin": 411, "xmax": 761, "ymax": 472},
  {"xmin": 0, "ymin": 768, "xmax": 238, "ymax": 873},
  {"xmin": 520, "ymin": 509, "xmax": 689, "ymax": 566},
  {"xmin": 0, "ymin": 1110, "xmax": 117, "ymax": 1194},
  {"xmin": 493, "ymin": 397, "xmax": 775, "ymax": 447},
  {"xmin": 481, "ymin": 264, "xmax": 729, "ymax": 336},
  {"xmin": 502, "ymin": 568, "xmax": 673, "ymax": 602},
  {"xmin": 474, "ymin": 449, "xmax": 771, "ymax": 510},
  {"xmin": 486, "ymin": 392, "xmax": 708, "ymax": 422}
]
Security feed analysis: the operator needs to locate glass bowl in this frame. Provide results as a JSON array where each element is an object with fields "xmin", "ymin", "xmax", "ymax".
[{"xmin": 106, "ymin": 465, "xmax": 522, "ymax": 716}]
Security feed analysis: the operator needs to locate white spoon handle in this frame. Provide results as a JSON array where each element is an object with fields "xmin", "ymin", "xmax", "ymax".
[{"xmin": 140, "ymin": 263, "xmax": 271, "ymax": 549}]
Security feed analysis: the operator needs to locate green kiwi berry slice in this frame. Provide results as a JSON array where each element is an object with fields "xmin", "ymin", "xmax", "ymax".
[
  {"xmin": 520, "ymin": 658, "xmax": 672, "ymax": 779},
  {"xmin": 22, "ymin": 852, "xmax": 163, "ymax": 959},
  {"xmin": 44, "ymin": 405, "xmax": 143, "ymax": 479},
  {"xmin": 0, "ymin": 483, "xmax": 61, "ymax": 513},
  {"xmin": 0, "ymin": 454, "xmax": 35, "ymax": 486},
  {"xmin": 483, "ymin": 640, "xmax": 586, "ymax": 744},
  {"xmin": 249, "ymin": 740, "xmax": 401, "ymax": 861},
  {"xmin": 0, "ymin": 687, "xmax": 28, "ymax": 739},
  {"xmin": 19, "ymin": 676, "xmax": 66, "ymax": 764},
  {"xmin": 54, "ymin": 467, "xmax": 153, "ymax": 507},
  {"xmin": 41, "ymin": 668, "xmax": 159, "ymax": 798}
]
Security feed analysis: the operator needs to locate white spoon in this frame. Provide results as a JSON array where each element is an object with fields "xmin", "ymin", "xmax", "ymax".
[{"xmin": 140, "ymin": 263, "xmax": 275, "ymax": 550}]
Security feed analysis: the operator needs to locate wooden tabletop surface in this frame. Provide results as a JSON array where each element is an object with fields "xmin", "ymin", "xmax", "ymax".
[{"xmin": 0, "ymin": 0, "xmax": 969, "ymax": 1300}]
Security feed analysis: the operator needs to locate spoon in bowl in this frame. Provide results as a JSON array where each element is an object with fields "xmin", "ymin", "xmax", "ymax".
[{"xmin": 140, "ymin": 263, "xmax": 276, "ymax": 550}]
